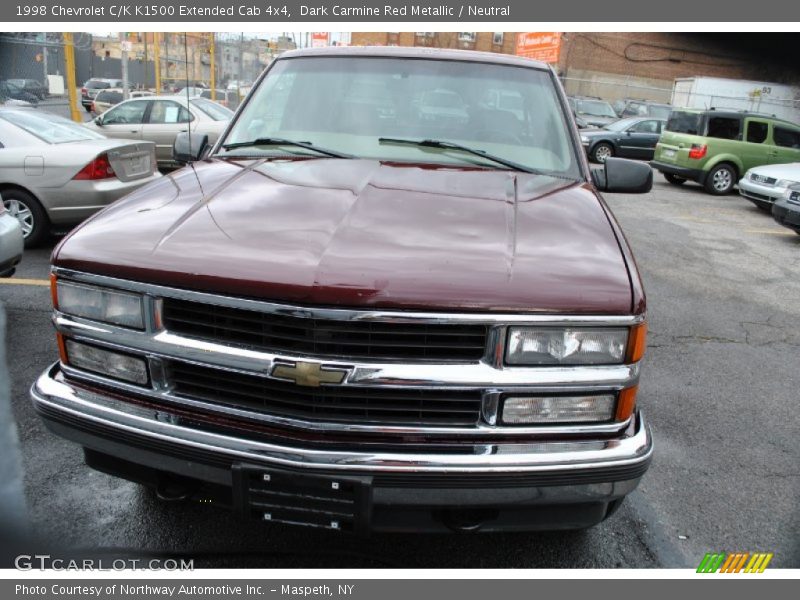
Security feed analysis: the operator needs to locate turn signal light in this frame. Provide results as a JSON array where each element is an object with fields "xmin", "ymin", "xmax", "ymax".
[
  {"xmin": 626, "ymin": 322, "xmax": 647, "ymax": 363},
  {"xmin": 615, "ymin": 385, "xmax": 639, "ymax": 421},
  {"xmin": 688, "ymin": 144, "xmax": 708, "ymax": 159},
  {"xmin": 73, "ymin": 153, "xmax": 116, "ymax": 180}
]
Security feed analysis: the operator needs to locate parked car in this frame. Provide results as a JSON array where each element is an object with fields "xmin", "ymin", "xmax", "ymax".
[
  {"xmin": 174, "ymin": 86, "xmax": 207, "ymax": 98},
  {"xmin": 652, "ymin": 109, "xmax": 800, "ymax": 195},
  {"xmin": 32, "ymin": 46, "xmax": 654, "ymax": 534},
  {"xmin": 771, "ymin": 187, "xmax": 800, "ymax": 234},
  {"xmin": 91, "ymin": 89, "xmax": 154, "ymax": 115},
  {"xmin": 200, "ymin": 88, "xmax": 241, "ymax": 110},
  {"xmin": 738, "ymin": 162, "xmax": 800, "ymax": 211},
  {"xmin": 80, "ymin": 78, "xmax": 123, "ymax": 111},
  {"xmin": 0, "ymin": 108, "xmax": 161, "ymax": 247},
  {"xmin": 581, "ymin": 117, "xmax": 667, "ymax": 162},
  {"xmin": 0, "ymin": 198, "xmax": 24, "ymax": 277},
  {"xmin": 84, "ymin": 95, "xmax": 233, "ymax": 169},
  {"xmin": 568, "ymin": 96, "xmax": 618, "ymax": 128},
  {"xmin": 7, "ymin": 78, "xmax": 48, "ymax": 100},
  {"xmin": 0, "ymin": 80, "xmax": 38, "ymax": 106},
  {"xmin": 612, "ymin": 99, "xmax": 672, "ymax": 120}
]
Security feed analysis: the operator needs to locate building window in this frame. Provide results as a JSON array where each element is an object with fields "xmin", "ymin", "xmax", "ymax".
[
  {"xmin": 387, "ymin": 32, "xmax": 400, "ymax": 46},
  {"xmin": 492, "ymin": 32, "xmax": 504, "ymax": 45},
  {"xmin": 458, "ymin": 32, "xmax": 477, "ymax": 42}
]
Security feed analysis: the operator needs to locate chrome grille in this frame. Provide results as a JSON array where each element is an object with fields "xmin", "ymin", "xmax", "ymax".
[
  {"xmin": 161, "ymin": 298, "xmax": 488, "ymax": 362},
  {"xmin": 167, "ymin": 360, "xmax": 482, "ymax": 426}
]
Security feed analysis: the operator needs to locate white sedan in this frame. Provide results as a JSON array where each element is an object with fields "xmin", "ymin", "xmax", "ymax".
[
  {"xmin": 739, "ymin": 162, "xmax": 800, "ymax": 211},
  {"xmin": 84, "ymin": 95, "xmax": 233, "ymax": 169}
]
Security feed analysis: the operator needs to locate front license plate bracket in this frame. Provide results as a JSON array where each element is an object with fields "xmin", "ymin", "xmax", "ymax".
[{"xmin": 232, "ymin": 464, "xmax": 373, "ymax": 535}]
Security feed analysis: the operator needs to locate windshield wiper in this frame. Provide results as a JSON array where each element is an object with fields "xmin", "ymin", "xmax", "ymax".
[
  {"xmin": 220, "ymin": 137, "xmax": 352, "ymax": 158},
  {"xmin": 378, "ymin": 137, "xmax": 540, "ymax": 174}
]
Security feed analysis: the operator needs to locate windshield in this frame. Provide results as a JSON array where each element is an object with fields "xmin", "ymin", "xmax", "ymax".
[
  {"xmin": 575, "ymin": 100, "xmax": 616, "ymax": 118},
  {"xmin": 218, "ymin": 56, "xmax": 580, "ymax": 177},
  {"xmin": 191, "ymin": 97, "xmax": 234, "ymax": 121},
  {"xmin": 649, "ymin": 105, "xmax": 672, "ymax": 119},
  {"xmin": 604, "ymin": 118, "xmax": 639, "ymax": 132},
  {"xmin": 666, "ymin": 111, "xmax": 704, "ymax": 135},
  {"xmin": 0, "ymin": 110, "xmax": 105, "ymax": 143}
]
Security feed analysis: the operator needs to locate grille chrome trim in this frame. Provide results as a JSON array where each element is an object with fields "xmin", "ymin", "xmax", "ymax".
[
  {"xmin": 51, "ymin": 269, "xmax": 642, "ymax": 436},
  {"xmin": 33, "ymin": 363, "xmax": 653, "ymax": 472}
]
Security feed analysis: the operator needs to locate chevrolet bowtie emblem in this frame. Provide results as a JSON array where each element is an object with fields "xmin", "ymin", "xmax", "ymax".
[{"xmin": 271, "ymin": 361, "xmax": 348, "ymax": 387}]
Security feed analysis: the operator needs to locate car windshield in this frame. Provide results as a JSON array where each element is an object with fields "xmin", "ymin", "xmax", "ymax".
[
  {"xmin": 191, "ymin": 97, "xmax": 234, "ymax": 121},
  {"xmin": 86, "ymin": 80, "xmax": 111, "ymax": 89},
  {"xmin": 666, "ymin": 111, "xmax": 704, "ymax": 135},
  {"xmin": 219, "ymin": 56, "xmax": 580, "ymax": 177},
  {"xmin": 575, "ymin": 100, "xmax": 616, "ymax": 118},
  {"xmin": 648, "ymin": 105, "xmax": 672, "ymax": 119},
  {"xmin": 0, "ymin": 110, "xmax": 105, "ymax": 143},
  {"xmin": 604, "ymin": 118, "xmax": 640, "ymax": 132}
]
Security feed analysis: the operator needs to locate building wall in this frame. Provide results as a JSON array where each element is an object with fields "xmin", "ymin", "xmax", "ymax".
[{"xmin": 351, "ymin": 32, "xmax": 796, "ymax": 102}]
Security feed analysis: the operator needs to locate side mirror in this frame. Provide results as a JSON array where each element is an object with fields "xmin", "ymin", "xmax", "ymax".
[
  {"xmin": 94, "ymin": 115, "xmax": 103, "ymax": 126},
  {"xmin": 591, "ymin": 157, "xmax": 653, "ymax": 194},
  {"xmin": 172, "ymin": 132, "xmax": 209, "ymax": 164}
]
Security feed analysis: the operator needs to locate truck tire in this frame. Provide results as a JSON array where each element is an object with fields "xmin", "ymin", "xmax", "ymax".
[{"xmin": 704, "ymin": 163, "xmax": 737, "ymax": 195}]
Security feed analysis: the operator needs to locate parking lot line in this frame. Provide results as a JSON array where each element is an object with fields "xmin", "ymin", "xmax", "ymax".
[
  {"xmin": 744, "ymin": 229, "xmax": 798, "ymax": 236},
  {"xmin": 0, "ymin": 278, "xmax": 50, "ymax": 287}
]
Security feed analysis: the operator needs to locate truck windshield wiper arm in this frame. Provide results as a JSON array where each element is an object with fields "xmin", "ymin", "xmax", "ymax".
[
  {"xmin": 378, "ymin": 137, "xmax": 540, "ymax": 174},
  {"xmin": 220, "ymin": 137, "xmax": 352, "ymax": 159}
]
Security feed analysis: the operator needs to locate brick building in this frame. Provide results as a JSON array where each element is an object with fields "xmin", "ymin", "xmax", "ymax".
[{"xmin": 350, "ymin": 32, "xmax": 795, "ymax": 103}]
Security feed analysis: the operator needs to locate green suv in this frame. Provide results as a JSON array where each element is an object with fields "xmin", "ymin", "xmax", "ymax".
[{"xmin": 651, "ymin": 109, "xmax": 800, "ymax": 195}]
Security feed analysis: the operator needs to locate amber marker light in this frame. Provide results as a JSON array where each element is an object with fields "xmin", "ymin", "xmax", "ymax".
[
  {"xmin": 49, "ymin": 273, "xmax": 59, "ymax": 310},
  {"xmin": 56, "ymin": 333, "xmax": 68, "ymax": 364},
  {"xmin": 626, "ymin": 322, "xmax": 647, "ymax": 363},
  {"xmin": 615, "ymin": 385, "xmax": 639, "ymax": 421}
]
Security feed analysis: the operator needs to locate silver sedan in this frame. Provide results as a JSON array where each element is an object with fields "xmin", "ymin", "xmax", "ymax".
[
  {"xmin": 0, "ymin": 200, "xmax": 23, "ymax": 277},
  {"xmin": 84, "ymin": 95, "xmax": 233, "ymax": 169},
  {"xmin": 0, "ymin": 108, "xmax": 161, "ymax": 247}
]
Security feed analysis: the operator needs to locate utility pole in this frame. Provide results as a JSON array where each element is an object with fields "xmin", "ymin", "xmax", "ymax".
[
  {"xmin": 143, "ymin": 33, "xmax": 148, "ymax": 89},
  {"xmin": 119, "ymin": 32, "xmax": 130, "ymax": 99},
  {"xmin": 153, "ymin": 33, "xmax": 161, "ymax": 94},
  {"xmin": 209, "ymin": 33, "xmax": 216, "ymax": 100},
  {"xmin": 42, "ymin": 32, "xmax": 48, "ymax": 86},
  {"xmin": 62, "ymin": 33, "xmax": 81, "ymax": 123}
]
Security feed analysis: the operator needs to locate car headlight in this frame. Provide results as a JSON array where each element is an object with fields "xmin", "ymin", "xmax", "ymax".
[
  {"xmin": 506, "ymin": 326, "xmax": 644, "ymax": 365},
  {"xmin": 580, "ymin": 135, "xmax": 590, "ymax": 143},
  {"xmin": 775, "ymin": 179, "xmax": 798, "ymax": 188},
  {"xmin": 64, "ymin": 339, "xmax": 149, "ymax": 385},
  {"xmin": 55, "ymin": 280, "xmax": 144, "ymax": 329}
]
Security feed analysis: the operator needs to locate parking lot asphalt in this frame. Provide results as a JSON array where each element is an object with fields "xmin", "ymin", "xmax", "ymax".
[{"xmin": 1, "ymin": 176, "xmax": 798, "ymax": 568}]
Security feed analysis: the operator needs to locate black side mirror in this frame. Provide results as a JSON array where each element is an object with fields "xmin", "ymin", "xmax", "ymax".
[
  {"xmin": 94, "ymin": 115, "xmax": 103, "ymax": 126},
  {"xmin": 173, "ymin": 132, "xmax": 209, "ymax": 164},
  {"xmin": 591, "ymin": 157, "xmax": 653, "ymax": 194}
]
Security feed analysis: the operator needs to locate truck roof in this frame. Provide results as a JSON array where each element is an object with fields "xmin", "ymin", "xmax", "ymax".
[{"xmin": 278, "ymin": 45, "xmax": 551, "ymax": 71}]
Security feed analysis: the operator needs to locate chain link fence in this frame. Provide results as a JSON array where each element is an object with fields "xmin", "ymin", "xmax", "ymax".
[{"xmin": 0, "ymin": 33, "xmax": 294, "ymax": 121}]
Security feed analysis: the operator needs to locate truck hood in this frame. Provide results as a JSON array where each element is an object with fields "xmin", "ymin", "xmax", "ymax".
[{"xmin": 55, "ymin": 158, "xmax": 634, "ymax": 313}]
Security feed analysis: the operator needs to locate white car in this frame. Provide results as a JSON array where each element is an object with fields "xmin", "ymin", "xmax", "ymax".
[
  {"xmin": 85, "ymin": 95, "xmax": 233, "ymax": 168},
  {"xmin": 739, "ymin": 162, "xmax": 800, "ymax": 211}
]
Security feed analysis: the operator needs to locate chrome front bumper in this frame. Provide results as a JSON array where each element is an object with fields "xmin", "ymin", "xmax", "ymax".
[{"xmin": 32, "ymin": 363, "xmax": 652, "ymax": 480}]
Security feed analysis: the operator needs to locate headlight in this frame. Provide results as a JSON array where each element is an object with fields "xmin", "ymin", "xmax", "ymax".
[
  {"xmin": 65, "ymin": 339, "xmax": 149, "ymax": 385},
  {"xmin": 56, "ymin": 281, "xmax": 144, "ymax": 329},
  {"xmin": 580, "ymin": 135, "xmax": 590, "ymax": 143},
  {"xmin": 775, "ymin": 179, "xmax": 798, "ymax": 188},
  {"xmin": 506, "ymin": 327, "xmax": 633, "ymax": 365},
  {"xmin": 502, "ymin": 394, "xmax": 616, "ymax": 424}
]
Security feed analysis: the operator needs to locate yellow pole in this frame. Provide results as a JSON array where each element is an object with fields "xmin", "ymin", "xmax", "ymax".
[
  {"xmin": 154, "ymin": 33, "xmax": 161, "ymax": 95},
  {"xmin": 209, "ymin": 33, "xmax": 216, "ymax": 100},
  {"xmin": 62, "ymin": 33, "xmax": 81, "ymax": 123}
]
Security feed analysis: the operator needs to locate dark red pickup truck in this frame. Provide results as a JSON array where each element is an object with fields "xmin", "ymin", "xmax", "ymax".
[{"xmin": 32, "ymin": 47, "xmax": 653, "ymax": 533}]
